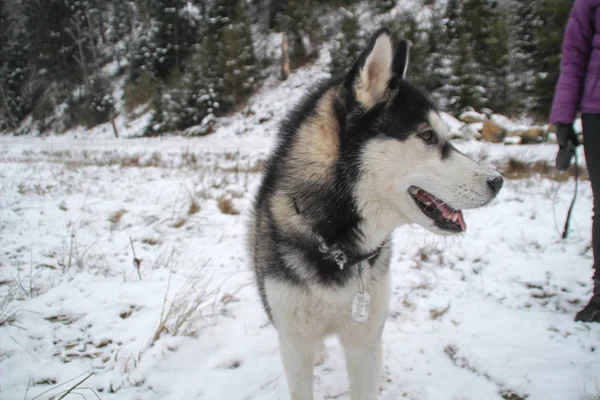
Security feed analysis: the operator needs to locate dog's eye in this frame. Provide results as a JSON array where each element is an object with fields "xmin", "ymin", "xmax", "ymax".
[{"xmin": 418, "ymin": 130, "xmax": 436, "ymax": 144}]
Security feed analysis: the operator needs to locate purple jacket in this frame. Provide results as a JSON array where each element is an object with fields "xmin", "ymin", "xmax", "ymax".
[{"xmin": 550, "ymin": 0, "xmax": 600, "ymax": 124}]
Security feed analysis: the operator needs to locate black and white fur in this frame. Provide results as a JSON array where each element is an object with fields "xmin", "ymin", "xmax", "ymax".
[{"xmin": 248, "ymin": 28, "xmax": 503, "ymax": 400}]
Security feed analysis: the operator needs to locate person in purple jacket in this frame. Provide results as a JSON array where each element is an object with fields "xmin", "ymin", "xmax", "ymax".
[{"xmin": 550, "ymin": 0, "xmax": 600, "ymax": 322}]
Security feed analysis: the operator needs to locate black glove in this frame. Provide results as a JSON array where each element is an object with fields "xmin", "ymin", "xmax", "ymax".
[{"xmin": 555, "ymin": 123, "xmax": 579, "ymax": 171}]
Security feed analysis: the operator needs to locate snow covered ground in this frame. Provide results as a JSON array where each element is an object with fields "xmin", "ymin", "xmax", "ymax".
[
  {"xmin": 1, "ymin": 133, "xmax": 598, "ymax": 400},
  {"xmin": 1, "ymin": 56, "xmax": 599, "ymax": 400}
]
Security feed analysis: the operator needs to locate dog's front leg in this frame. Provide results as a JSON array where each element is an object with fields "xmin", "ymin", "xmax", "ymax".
[
  {"xmin": 279, "ymin": 333, "xmax": 318, "ymax": 400},
  {"xmin": 341, "ymin": 337, "xmax": 382, "ymax": 400}
]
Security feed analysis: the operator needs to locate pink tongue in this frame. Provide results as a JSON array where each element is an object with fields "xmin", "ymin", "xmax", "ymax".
[{"xmin": 415, "ymin": 191, "xmax": 467, "ymax": 232}]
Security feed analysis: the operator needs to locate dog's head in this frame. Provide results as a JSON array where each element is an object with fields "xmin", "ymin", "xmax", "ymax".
[{"xmin": 338, "ymin": 28, "xmax": 503, "ymax": 236}]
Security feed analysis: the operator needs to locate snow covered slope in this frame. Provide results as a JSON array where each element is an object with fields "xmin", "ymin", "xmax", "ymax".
[{"xmin": 1, "ymin": 52, "xmax": 599, "ymax": 400}]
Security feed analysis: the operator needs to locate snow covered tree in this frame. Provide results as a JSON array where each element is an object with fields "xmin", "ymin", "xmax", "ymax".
[
  {"xmin": 511, "ymin": 0, "xmax": 540, "ymax": 113},
  {"xmin": 273, "ymin": 0, "xmax": 318, "ymax": 69},
  {"xmin": 129, "ymin": 0, "xmax": 199, "ymax": 82},
  {"xmin": 23, "ymin": 0, "xmax": 90, "ymax": 87},
  {"xmin": 439, "ymin": 0, "xmax": 481, "ymax": 113},
  {"xmin": 425, "ymin": 5, "xmax": 450, "ymax": 104},
  {"xmin": 433, "ymin": 0, "xmax": 513, "ymax": 114},
  {"xmin": 483, "ymin": 3, "xmax": 511, "ymax": 113},
  {"xmin": 0, "ymin": 0, "xmax": 32, "ymax": 131},
  {"xmin": 444, "ymin": 0, "xmax": 465, "ymax": 42},
  {"xmin": 459, "ymin": 0, "xmax": 501, "ymax": 111},
  {"xmin": 448, "ymin": 35, "xmax": 486, "ymax": 113},
  {"xmin": 148, "ymin": 0, "xmax": 198, "ymax": 80},
  {"xmin": 145, "ymin": 0, "xmax": 257, "ymax": 135},
  {"xmin": 66, "ymin": 76, "xmax": 115, "ymax": 128},
  {"xmin": 388, "ymin": 12, "xmax": 430, "ymax": 90},
  {"xmin": 531, "ymin": 0, "xmax": 571, "ymax": 119},
  {"xmin": 375, "ymin": 0, "xmax": 395, "ymax": 13},
  {"xmin": 329, "ymin": 13, "xmax": 364, "ymax": 76},
  {"xmin": 221, "ymin": 0, "xmax": 258, "ymax": 108},
  {"xmin": 110, "ymin": 1, "xmax": 134, "ymax": 45}
]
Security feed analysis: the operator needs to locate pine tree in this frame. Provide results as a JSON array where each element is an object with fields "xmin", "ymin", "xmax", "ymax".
[
  {"xmin": 329, "ymin": 13, "xmax": 364, "ymax": 76},
  {"xmin": 440, "ymin": 0, "xmax": 481, "ymax": 113},
  {"xmin": 425, "ymin": 5, "xmax": 450, "ymax": 103},
  {"xmin": 129, "ymin": 0, "xmax": 199, "ymax": 82},
  {"xmin": 268, "ymin": 0, "xmax": 288, "ymax": 29},
  {"xmin": 145, "ymin": 84, "xmax": 166, "ymax": 136},
  {"xmin": 145, "ymin": 0, "xmax": 257, "ymax": 135},
  {"xmin": 388, "ymin": 12, "xmax": 429, "ymax": 89},
  {"xmin": 274, "ymin": 0, "xmax": 318, "ymax": 69},
  {"xmin": 484, "ymin": 3, "xmax": 511, "ymax": 113},
  {"xmin": 110, "ymin": 1, "xmax": 134, "ymax": 45},
  {"xmin": 375, "ymin": 0, "xmax": 395, "ymax": 13},
  {"xmin": 445, "ymin": 0, "xmax": 464, "ymax": 42},
  {"xmin": 460, "ymin": 0, "xmax": 493, "ymax": 110},
  {"xmin": 150, "ymin": 0, "xmax": 198, "ymax": 80},
  {"xmin": 439, "ymin": 0, "xmax": 513, "ymax": 114},
  {"xmin": 531, "ymin": 0, "xmax": 571, "ymax": 119},
  {"xmin": 23, "ymin": 0, "xmax": 92, "ymax": 88},
  {"xmin": 451, "ymin": 35, "xmax": 485, "ymax": 112},
  {"xmin": 221, "ymin": 0, "xmax": 258, "ymax": 108},
  {"xmin": 0, "ymin": 0, "xmax": 32, "ymax": 130},
  {"xmin": 512, "ymin": 0, "xmax": 540, "ymax": 113}
]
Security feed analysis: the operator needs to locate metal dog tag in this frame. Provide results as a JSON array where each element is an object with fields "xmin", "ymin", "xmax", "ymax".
[{"xmin": 351, "ymin": 291, "xmax": 370, "ymax": 323}]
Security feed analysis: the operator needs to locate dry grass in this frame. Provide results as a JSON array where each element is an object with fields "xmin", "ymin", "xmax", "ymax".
[
  {"xmin": 141, "ymin": 237, "xmax": 159, "ymax": 246},
  {"xmin": 430, "ymin": 302, "xmax": 451, "ymax": 320},
  {"xmin": 0, "ymin": 283, "xmax": 18, "ymax": 327},
  {"xmin": 217, "ymin": 196, "xmax": 240, "ymax": 215},
  {"xmin": 172, "ymin": 218, "xmax": 186, "ymax": 228},
  {"xmin": 25, "ymin": 371, "xmax": 97, "ymax": 400},
  {"xmin": 221, "ymin": 159, "xmax": 266, "ymax": 174},
  {"xmin": 108, "ymin": 209, "xmax": 127, "ymax": 224},
  {"xmin": 118, "ymin": 155, "xmax": 142, "ymax": 168},
  {"xmin": 15, "ymin": 149, "xmax": 264, "ymax": 175},
  {"xmin": 501, "ymin": 391, "xmax": 530, "ymax": 400},
  {"xmin": 58, "ymin": 230, "xmax": 98, "ymax": 274},
  {"xmin": 150, "ymin": 258, "xmax": 215, "ymax": 346},
  {"xmin": 69, "ymin": 152, "xmax": 164, "ymax": 169},
  {"xmin": 497, "ymin": 158, "xmax": 588, "ymax": 182},
  {"xmin": 188, "ymin": 197, "xmax": 201, "ymax": 216}
]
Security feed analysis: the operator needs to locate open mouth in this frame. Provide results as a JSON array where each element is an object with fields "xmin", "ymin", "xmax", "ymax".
[{"xmin": 408, "ymin": 186, "xmax": 466, "ymax": 233}]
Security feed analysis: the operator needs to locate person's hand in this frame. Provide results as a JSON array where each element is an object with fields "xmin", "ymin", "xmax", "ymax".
[{"xmin": 555, "ymin": 123, "xmax": 579, "ymax": 171}]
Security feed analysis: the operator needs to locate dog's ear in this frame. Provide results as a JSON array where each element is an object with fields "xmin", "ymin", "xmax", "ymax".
[
  {"xmin": 345, "ymin": 28, "xmax": 393, "ymax": 108},
  {"xmin": 392, "ymin": 40, "xmax": 410, "ymax": 80}
]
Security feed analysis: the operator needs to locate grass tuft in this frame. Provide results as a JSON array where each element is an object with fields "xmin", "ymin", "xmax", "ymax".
[
  {"xmin": 430, "ymin": 302, "xmax": 451, "ymax": 320},
  {"xmin": 149, "ymin": 257, "xmax": 216, "ymax": 347},
  {"xmin": 108, "ymin": 209, "xmax": 127, "ymax": 224},
  {"xmin": 173, "ymin": 219, "xmax": 186, "ymax": 228},
  {"xmin": 0, "ymin": 283, "xmax": 18, "ymax": 327},
  {"xmin": 188, "ymin": 198, "xmax": 200, "ymax": 216},
  {"xmin": 218, "ymin": 196, "xmax": 240, "ymax": 215}
]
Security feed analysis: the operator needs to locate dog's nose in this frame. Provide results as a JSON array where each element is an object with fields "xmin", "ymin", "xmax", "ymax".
[{"xmin": 487, "ymin": 176, "xmax": 503, "ymax": 194}]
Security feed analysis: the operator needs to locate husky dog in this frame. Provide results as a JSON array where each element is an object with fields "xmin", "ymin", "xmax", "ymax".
[{"xmin": 248, "ymin": 28, "xmax": 503, "ymax": 400}]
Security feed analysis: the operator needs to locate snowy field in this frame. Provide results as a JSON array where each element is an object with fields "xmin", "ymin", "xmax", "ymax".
[
  {"xmin": 1, "ymin": 133, "xmax": 599, "ymax": 400},
  {"xmin": 1, "ymin": 57, "xmax": 600, "ymax": 400}
]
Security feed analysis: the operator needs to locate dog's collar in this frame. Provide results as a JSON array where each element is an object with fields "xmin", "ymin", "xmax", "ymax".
[
  {"xmin": 292, "ymin": 197, "xmax": 383, "ymax": 270},
  {"xmin": 312, "ymin": 230, "xmax": 381, "ymax": 270}
]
